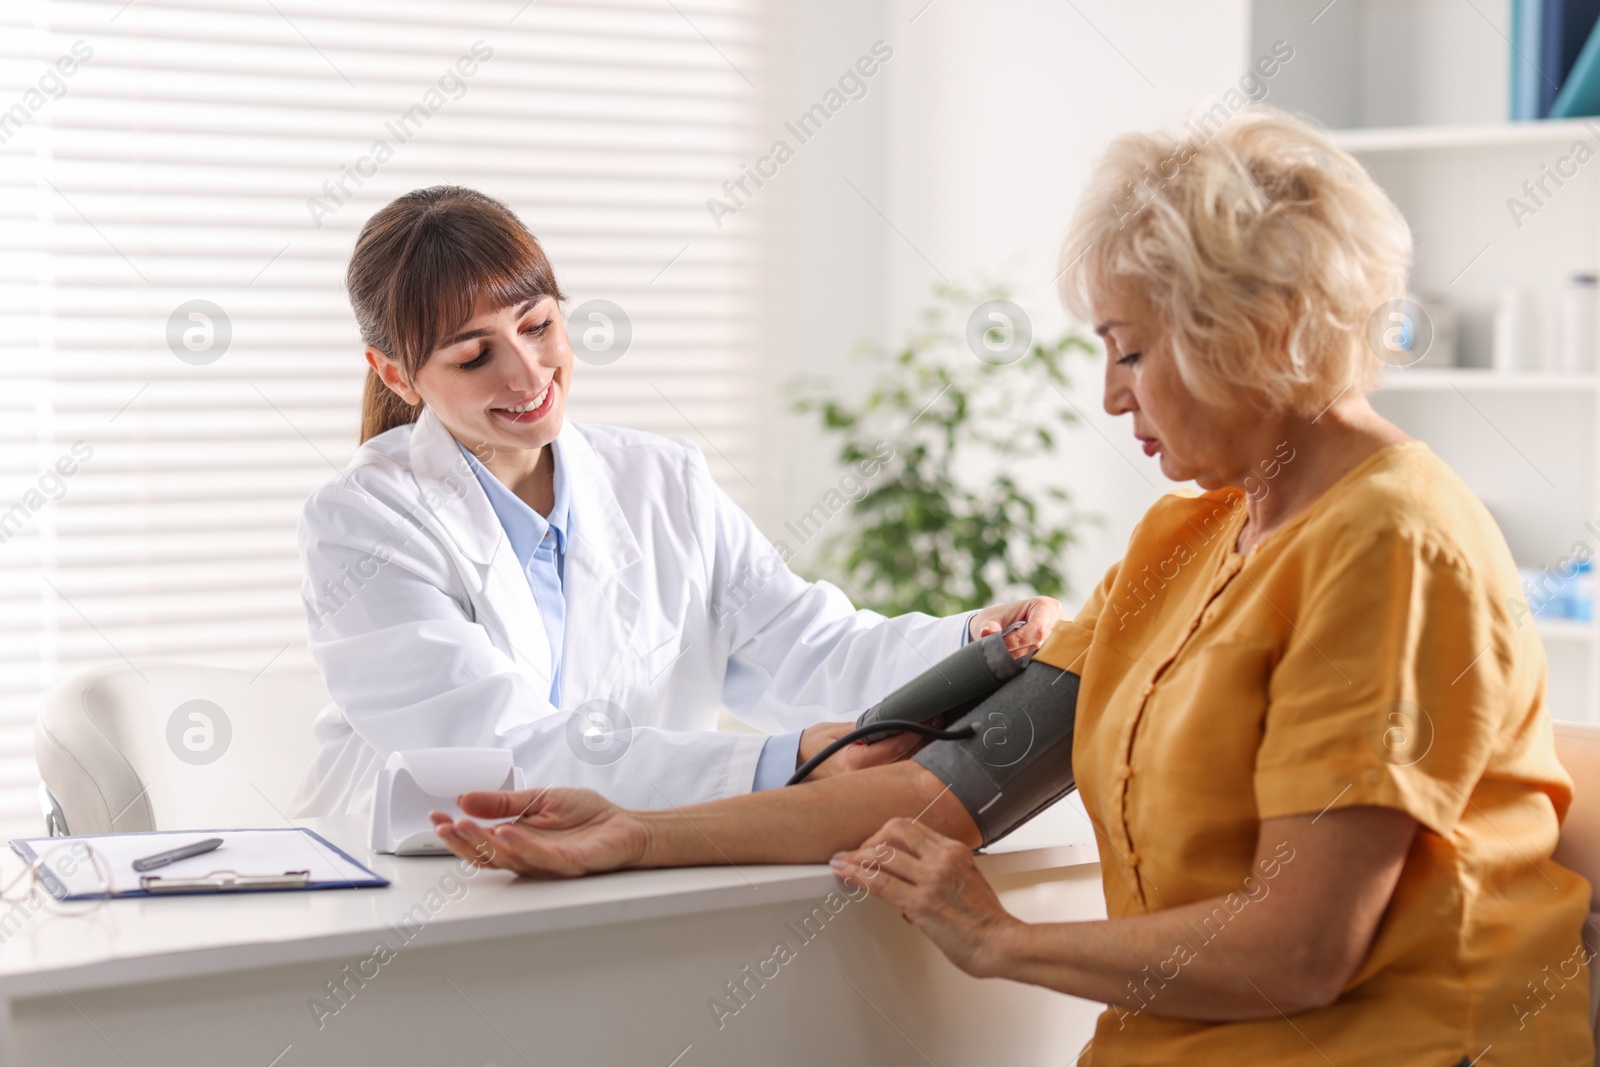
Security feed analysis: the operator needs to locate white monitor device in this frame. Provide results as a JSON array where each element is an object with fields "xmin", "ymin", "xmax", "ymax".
[{"xmin": 370, "ymin": 748, "xmax": 525, "ymax": 856}]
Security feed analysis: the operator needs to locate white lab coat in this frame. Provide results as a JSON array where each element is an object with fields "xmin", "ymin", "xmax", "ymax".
[{"xmin": 290, "ymin": 406, "xmax": 967, "ymax": 817}]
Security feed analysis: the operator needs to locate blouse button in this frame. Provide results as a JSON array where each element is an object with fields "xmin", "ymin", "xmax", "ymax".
[{"xmin": 1126, "ymin": 851, "xmax": 1141, "ymax": 867}]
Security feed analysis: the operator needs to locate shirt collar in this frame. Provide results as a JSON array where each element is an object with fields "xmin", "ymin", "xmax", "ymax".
[{"xmin": 455, "ymin": 434, "xmax": 571, "ymax": 566}]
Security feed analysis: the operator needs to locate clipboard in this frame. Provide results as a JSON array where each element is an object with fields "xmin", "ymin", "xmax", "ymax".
[{"xmin": 10, "ymin": 827, "xmax": 389, "ymax": 900}]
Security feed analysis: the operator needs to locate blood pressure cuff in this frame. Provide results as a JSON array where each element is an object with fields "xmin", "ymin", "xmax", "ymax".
[
  {"xmin": 854, "ymin": 623, "xmax": 1028, "ymax": 741},
  {"xmin": 911, "ymin": 660, "xmax": 1079, "ymax": 847}
]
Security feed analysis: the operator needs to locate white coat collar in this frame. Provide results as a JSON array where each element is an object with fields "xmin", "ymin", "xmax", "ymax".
[
  {"xmin": 408, "ymin": 405, "xmax": 505, "ymax": 565},
  {"xmin": 406, "ymin": 406, "xmax": 644, "ymax": 706},
  {"xmin": 407, "ymin": 405, "xmax": 642, "ymax": 573}
]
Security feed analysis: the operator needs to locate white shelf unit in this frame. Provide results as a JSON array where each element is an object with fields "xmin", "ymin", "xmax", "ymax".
[
  {"xmin": 1539, "ymin": 617, "xmax": 1599, "ymax": 643},
  {"xmin": 1252, "ymin": 0, "xmax": 1600, "ymax": 722},
  {"xmin": 1333, "ymin": 118, "xmax": 1600, "ymax": 154},
  {"xmin": 1379, "ymin": 370, "xmax": 1600, "ymax": 392}
]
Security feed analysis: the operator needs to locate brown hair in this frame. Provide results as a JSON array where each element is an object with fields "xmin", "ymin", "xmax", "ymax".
[{"xmin": 348, "ymin": 186, "xmax": 566, "ymax": 443}]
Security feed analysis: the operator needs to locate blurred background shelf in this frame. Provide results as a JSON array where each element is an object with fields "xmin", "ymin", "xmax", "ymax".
[
  {"xmin": 1334, "ymin": 118, "xmax": 1600, "ymax": 154},
  {"xmin": 1379, "ymin": 370, "xmax": 1600, "ymax": 391},
  {"xmin": 1537, "ymin": 617, "xmax": 1598, "ymax": 642}
]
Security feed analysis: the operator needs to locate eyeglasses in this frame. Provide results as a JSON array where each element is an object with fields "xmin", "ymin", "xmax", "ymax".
[{"xmin": 0, "ymin": 839, "xmax": 114, "ymax": 920}]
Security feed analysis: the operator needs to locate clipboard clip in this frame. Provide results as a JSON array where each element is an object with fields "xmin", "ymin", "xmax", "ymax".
[{"xmin": 139, "ymin": 869, "xmax": 312, "ymax": 893}]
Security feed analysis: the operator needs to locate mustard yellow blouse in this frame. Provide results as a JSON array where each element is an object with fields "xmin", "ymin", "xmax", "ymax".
[{"xmin": 1034, "ymin": 441, "xmax": 1592, "ymax": 1065}]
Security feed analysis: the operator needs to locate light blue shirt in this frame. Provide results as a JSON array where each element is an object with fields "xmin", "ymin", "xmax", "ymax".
[
  {"xmin": 458, "ymin": 440, "xmax": 571, "ymax": 707},
  {"xmin": 751, "ymin": 730, "xmax": 804, "ymax": 791}
]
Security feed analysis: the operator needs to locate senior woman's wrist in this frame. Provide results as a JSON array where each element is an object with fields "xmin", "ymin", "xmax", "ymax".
[{"xmin": 963, "ymin": 914, "xmax": 1032, "ymax": 980}]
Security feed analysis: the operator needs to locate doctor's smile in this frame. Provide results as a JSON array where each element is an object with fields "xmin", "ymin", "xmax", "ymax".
[{"xmin": 492, "ymin": 381, "xmax": 557, "ymax": 424}]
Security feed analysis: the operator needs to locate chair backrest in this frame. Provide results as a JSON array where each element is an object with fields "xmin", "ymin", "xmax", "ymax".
[
  {"xmin": 34, "ymin": 662, "xmax": 329, "ymax": 835},
  {"xmin": 1551, "ymin": 720, "xmax": 1600, "ymax": 1062}
]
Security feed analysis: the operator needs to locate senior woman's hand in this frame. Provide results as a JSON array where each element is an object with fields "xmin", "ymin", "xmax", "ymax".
[
  {"xmin": 968, "ymin": 596, "xmax": 1063, "ymax": 656},
  {"xmin": 836, "ymin": 806, "xmax": 1419, "ymax": 1022},
  {"xmin": 830, "ymin": 816, "xmax": 1021, "ymax": 978},
  {"xmin": 430, "ymin": 787, "xmax": 648, "ymax": 878}
]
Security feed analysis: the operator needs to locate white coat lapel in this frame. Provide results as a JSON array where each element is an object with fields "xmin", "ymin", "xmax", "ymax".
[
  {"xmin": 407, "ymin": 407, "xmax": 555, "ymax": 692},
  {"xmin": 557, "ymin": 426, "xmax": 644, "ymax": 704}
]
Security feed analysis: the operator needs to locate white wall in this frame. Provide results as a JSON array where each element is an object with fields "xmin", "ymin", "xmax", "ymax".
[
  {"xmin": 776, "ymin": 1, "xmax": 1252, "ymax": 605},
  {"xmin": 763, "ymin": 1, "xmax": 896, "ymax": 536}
]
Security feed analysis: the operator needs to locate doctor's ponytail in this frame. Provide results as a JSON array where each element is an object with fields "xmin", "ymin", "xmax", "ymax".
[{"xmin": 347, "ymin": 186, "xmax": 565, "ymax": 444}]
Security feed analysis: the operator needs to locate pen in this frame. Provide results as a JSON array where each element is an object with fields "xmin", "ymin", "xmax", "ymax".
[{"xmin": 131, "ymin": 837, "xmax": 224, "ymax": 872}]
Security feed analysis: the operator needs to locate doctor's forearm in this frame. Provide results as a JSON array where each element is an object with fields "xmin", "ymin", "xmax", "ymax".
[{"xmin": 632, "ymin": 761, "xmax": 979, "ymax": 867}]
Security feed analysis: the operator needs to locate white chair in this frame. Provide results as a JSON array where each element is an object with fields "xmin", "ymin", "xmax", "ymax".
[
  {"xmin": 1552, "ymin": 720, "xmax": 1600, "ymax": 1063},
  {"xmin": 34, "ymin": 662, "xmax": 329, "ymax": 836}
]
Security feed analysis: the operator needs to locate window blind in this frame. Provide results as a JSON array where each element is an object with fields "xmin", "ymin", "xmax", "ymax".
[{"xmin": 0, "ymin": 0, "xmax": 776, "ymax": 835}]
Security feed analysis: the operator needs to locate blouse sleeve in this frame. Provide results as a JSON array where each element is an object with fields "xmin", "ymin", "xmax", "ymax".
[
  {"xmin": 1254, "ymin": 527, "xmax": 1512, "ymax": 837},
  {"xmin": 1033, "ymin": 557, "xmax": 1121, "ymax": 675}
]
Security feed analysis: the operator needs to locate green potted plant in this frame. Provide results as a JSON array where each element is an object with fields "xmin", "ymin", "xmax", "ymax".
[{"xmin": 789, "ymin": 280, "xmax": 1100, "ymax": 617}]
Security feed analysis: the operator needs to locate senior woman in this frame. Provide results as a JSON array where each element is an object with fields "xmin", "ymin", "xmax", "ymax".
[{"xmin": 431, "ymin": 107, "xmax": 1593, "ymax": 1065}]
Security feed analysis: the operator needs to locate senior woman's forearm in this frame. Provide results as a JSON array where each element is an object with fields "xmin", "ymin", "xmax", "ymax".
[
  {"xmin": 985, "ymin": 900, "xmax": 1335, "ymax": 1021},
  {"xmin": 635, "ymin": 761, "xmax": 980, "ymax": 867},
  {"xmin": 982, "ymin": 814, "xmax": 1415, "ymax": 1018}
]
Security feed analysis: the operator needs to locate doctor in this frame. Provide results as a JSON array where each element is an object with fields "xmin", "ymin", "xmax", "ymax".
[{"xmin": 291, "ymin": 186, "xmax": 1060, "ymax": 818}]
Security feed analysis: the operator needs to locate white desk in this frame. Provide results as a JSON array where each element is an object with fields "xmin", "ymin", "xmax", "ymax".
[{"xmin": 0, "ymin": 806, "xmax": 1106, "ymax": 1066}]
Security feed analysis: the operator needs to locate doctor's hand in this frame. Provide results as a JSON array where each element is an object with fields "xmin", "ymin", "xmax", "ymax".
[
  {"xmin": 429, "ymin": 787, "xmax": 647, "ymax": 879},
  {"xmin": 830, "ymin": 817, "xmax": 1022, "ymax": 980},
  {"xmin": 968, "ymin": 596, "xmax": 1063, "ymax": 657},
  {"xmin": 797, "ymin": 720, "xmax": 926, "ymax": 779}
]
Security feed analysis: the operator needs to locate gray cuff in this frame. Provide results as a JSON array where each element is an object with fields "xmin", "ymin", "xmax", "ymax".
[{"xmin": 912, "ymin": 662, "xmax": 1080, "ymax": 846}]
